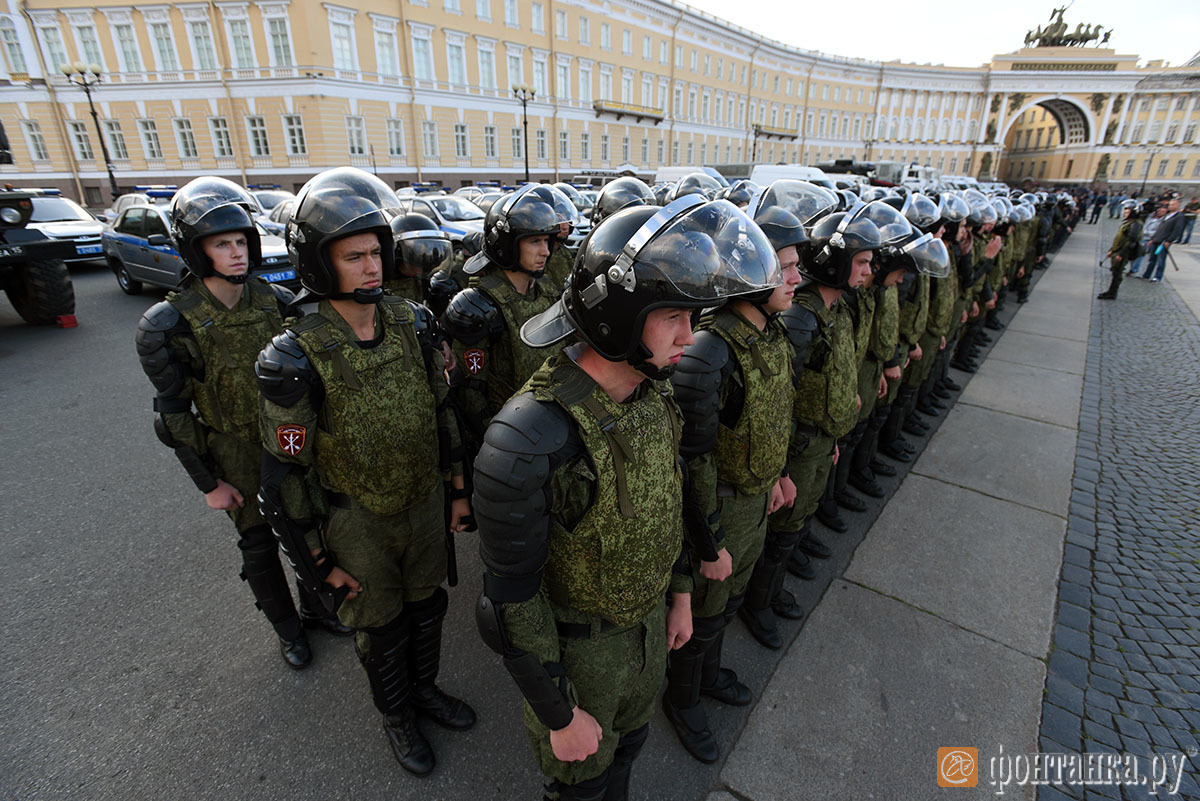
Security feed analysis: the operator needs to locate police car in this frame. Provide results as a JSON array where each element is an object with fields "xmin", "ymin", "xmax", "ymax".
[
  {"xmin": 24, "ymin": 190, "xmax": 106, "ymax": 263},
  {"xmin": 102, "ymin": 204, "xmax": 296, "ymax": 294},
  {"xmin": 395, "ymin": 192, "xmax": 486, "ymax": 254}
]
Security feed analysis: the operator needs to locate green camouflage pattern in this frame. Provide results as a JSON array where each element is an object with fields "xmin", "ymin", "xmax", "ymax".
[
  {"xmin": 172, "ymin": 278, "xmax": 284, "ymax": 444},
  {"xmin": 523, "ymin": 350, "xmax": 684, "ymax": 627},
  {"xmin": 383, "ymin": 275, "xmax": 425, "ymax": 305},
  {"xmin": 707, "ymin": 309, "xmax": 793, "ymax": 497},
  {"xmin": 792, "ymin": 289, "xmax": 859, "ymax": 440},
  {"xmin": 872, "ymin": 284, "xmax": 900, "ymax": 363},
  {"xmin": 898, "ymin": 275, "xmax": 929, "ymax": 349},
  {"xmin": 691, "ymin": 490, "xmax": 768, "ymax": 618},
  {"xmin": 273, "ymin": 299, "xmax": 440, "ymax": 515},
  {"xmin": 542, "ymin": 245, "xmax": 574, "ymax": 290},
  {"xmin": 849, "ymin": 288, "xmax": 875, "ymax": 367},
  {"xmin": 927, "ymin": 269, "xmax": 958, "ymax": 339},
  {"xmin": 855, "ymin": 356, "xmax": 884, "ymax": 422},
  {"xmin": 768, "ymin": 432, "xmax": 835, "ymax": 532}
]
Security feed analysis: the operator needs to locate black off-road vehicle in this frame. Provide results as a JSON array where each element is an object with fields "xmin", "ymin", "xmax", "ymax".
[{"xmin": 1, "ymin": 189, "xmax": 77, "ymax": 324}]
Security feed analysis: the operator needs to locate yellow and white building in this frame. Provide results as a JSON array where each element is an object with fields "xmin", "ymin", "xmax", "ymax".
[{"xmin": 0, "ymin": 0, "xmax": 1196, "ymax": 204}]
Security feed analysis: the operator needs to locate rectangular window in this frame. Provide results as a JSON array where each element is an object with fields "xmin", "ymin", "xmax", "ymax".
[
  {"xmin": 1123, "ymin": 159, "xmax": 1134, "ymax": 177},
  {"xmin": 508, "ymin": 53, "xmax": 522, "ymax": 85},
  {"xmin": 76, "ymin": 24, "xmax": 104, "ymax": 66},
  {"xmin": 643, "ymin": 35, "xmax": 651, "ymax": 61},
  {"xmin": 268, "ymin": 19, "xmax": 292, "ymax": 66},
  {"xmin": 600, "ymin": 23, "xmax": 610, "ymax": 50},
  {"xmin": 621, "ymin": 136, "xmax": 629, "ymax": 162},
  {"xmin": 455, "ymin": 123, "xmax": 469, "ymax": 158},
  {"xmin": 1156, "ymin": 159, "xmax": 1167, "ymax": 177},
  {"xmin": 536, "ymin": 129, "xmax": 546, "ymax": 159},
  {"xmin": 578, "ymin": 66, "xmax": 591, "ymax": 103},
  {"xmin": 578, "ymin": 16, "xmax": 589, "ymax": 45},
  {"xmin": 640, "ymin": 137, "xmax": 648, "ymax": 163},
  {"xmin": 151, "ymin": 22, "xmax": 180, "ymax": 71},
  {"xmin": 531, "ymin": 2, "xmax": 544, "ymax": 34},
  {"xmin": 67, "ymin": 120, "xmax": 93, "ymax": 160},
  {"xmin": 283, "ymin": 115, "xmax": 306, "ymax": 155},
  {"xmin": 559, "ymin": 130, "xmax": 569, "ymax": 160},
  {"xmin": 422, "ymin": 120, "xmax": 438, "ymax": 157},
  {"xmin": 478, "ymin": 48, "xmax": 496, "ymax": 89},
  {"xmin": 1174, "ymin": 159, "xmax": 1186, "ymax": 178},
  {"xmin": 39, "ymin": 26, "xmax": 68, "ymax": 71},
  {"xmin": 2, "ymin": 21, "xmax": 26, "ymax": 72},
  {"xmin": 445, "ymin": 0, "xmax": 461, "ymax": 11},
  {"xmin": 511, "ymin": 127, "xmax": 523, "ymax": 159},
  {"xmin": 557, "ymin": 63, "xmax": 570, "ymax": 101},
  {"xmin": 484, "ymin": 125, "xmax": 497, "ymax": 158},
  {"xmin": 622, "ymin": 29, "xmax": 631, "ymax": 56},
  {"xmin": 387, "ymin": 118, "xmax": 405, "ymax": 156},
  {"xmin": 704, "ymin": 54, "xmax": 711, "ymax": 76},
  {"xmin": 657, "ymin": 138, "xmax": 663, "ymax": 163},
  {"xmin": 599, "ymin": 71, "xmax": 610, "ymax": 101},
  {"xmin": 189, "ymin": 20, "xmax": 218, "ymax": 70},
  {"xmin": 210, "ymin": 117, "xmax": 234, "ymax": 157},
  {"xmin": 622, "ymin": 74, "xmax": 632, "ymax": 104},
  {"xmin": 22, "ymin": 121, "xmax": 49, "ymax": 161},
  {"xmin": 227, "ymin": 20, "xmax": 253, "ymax": 69},
  {"xmin": 505, "ymin": 0, "xmax": 518, "ymax": 27},
  {"xmin": 104, "ymin": 121, "xmax": 129, "ymax": 160},
  {"xmin": 477, "ymin": 0, "xmax": 491, "ymax": 21},
  {"xmin": 660, "ymin": 41, "xmax": 667, "ymax": 65},
  {"xmin": 533, "ymin": 57, "xmax": 546, "ymax": 96},
  {"xmin": 600, "ymin": 134, "xmax": 609, "ymax": 161},
  {"xmin": 112, "ymin": 24, "xmax": 142, "ymax": 72},
  {"xmin": 173, "ymin": 119, "xmax": 198, "ymax": 159},
  {"xmin": 690, "ymin": 50, "xmax": 697, "ymax": 71},
  {"xmin": 686, "ymin": 141, "xmax": 693, "ymax": 162},
  {"xmin": 331, "ymin": 22, "xmax": 354, "ymax": 70},
  {"xmin": 139, "ymin": 120, "xmax": 163, "ymax": 159},
  {"xmin": 413, "ymin": 35, "xmax": 434, "ymax": 81},
  {"xmin": 671, "ymin": 140, "xmax": 678, "ymax": 163},
  {"xmin": 247, "ymin": 116, "xmax": 270, "ymax": 156},
  {"xmin": 580, "ymin": 131, "xmax": 589, "ymax": 160},
  {"xmin": 376, "ymin": 30, "xmax": 399, "ymax": 76},
  {"xmin": 448, "ymin": 41, "xmax": 467, "ymax": 85},
  {"xmin": 699, "ymin": 143, "xmax": 705, "ymax": 163},
  {"xmin": 556, "ymin": 10, "xmax": 567, "ymax": 39}
]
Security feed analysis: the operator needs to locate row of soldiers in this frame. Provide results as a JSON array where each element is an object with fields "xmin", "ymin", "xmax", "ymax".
[{"xmin": 135, "ymin": 168, "xmax": 1070, "ymax": 800}]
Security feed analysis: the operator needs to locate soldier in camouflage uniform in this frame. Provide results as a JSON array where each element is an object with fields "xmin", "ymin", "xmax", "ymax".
[
  {"xmin": 255, "ymin": 168, "xmax": 475, "ymax": 777},
  {"xmin": 1098, "ymin": 200, "xmax": 1143, "ymax": 300},
  {"xmin": 442, "ymin": 184, "xmax": 566, "ymax": 451},
  {"xmin": 916, "ymin": 194, "xmax": 973, "ymax": 417},
  {"xmin": 383, "ymin": 212, "xmax": 454, "ymax": 307},
  {"xmin": 949, "ymin": 192, "xmax": 1003, "ymax": 375},
  {"xmin": 473, "ymin": 197, "xmax": 778, "ymax": 800},
  {"xmin": 663, "ymin": 203, "xmax": 803, "ymax": 763},
  {"xmin": 135, "ymin": 177, "xmax": 349, "ymax": 672},
  {"xmin": 526, "ymin": 184, "xmax": 583, "ymax": 291},
  {"xmin": 741, "ymin": 205, "xmax": 883, "ymax": 649}
]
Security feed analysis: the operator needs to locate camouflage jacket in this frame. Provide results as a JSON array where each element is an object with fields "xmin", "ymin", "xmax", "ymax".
[{"xmin": 791, "ymin": 288, "xmax": 858, "ymax": 440}]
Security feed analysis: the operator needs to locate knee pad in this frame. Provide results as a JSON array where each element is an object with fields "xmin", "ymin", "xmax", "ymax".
[{"xmin": 406, "ymin": 586, "xmax": 449, "ymax": 623}]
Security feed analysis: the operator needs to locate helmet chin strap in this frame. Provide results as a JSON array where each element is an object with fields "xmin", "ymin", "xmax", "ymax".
[
  {"xmin": 628, "ymin": 342, "xmax": 675, "ymax": 381},
  {"xmin": 331, "ymin": 287, "xmax": 384, "ymax": 304},
  {"xmin": 213, "ymin": 270, "xmax": 249, "ymax": 284}
]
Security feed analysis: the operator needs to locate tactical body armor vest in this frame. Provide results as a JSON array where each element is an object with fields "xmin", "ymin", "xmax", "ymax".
[
  {"xmin": 871, "ymin": 284, "xmax": 899, "ymax": 363},
  {"xmin": 171, "ymin": 278, "xmax": 284, "ymax": 444},
  {"xmin": 706, "ymin": 310, "xmax": 792, "ymax": 497},
  {"xmin": 523, "ymin": 351, "xmax": 683, "ymax": 627},
  {"xmin": 792, "ymin": 290, "xmax": 858, "ymax": 440},
  {"xmin": 290, "ymin": 298, "xmax": 439, "ymax": 515},
  {"xmin": 471, "ymin": 266, "xmax": 556, "ymax": 411}
]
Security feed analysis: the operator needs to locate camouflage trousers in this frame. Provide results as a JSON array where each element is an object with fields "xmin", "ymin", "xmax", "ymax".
[
  {"xmin": 321, "ymin": 484, "xmax": 447, "ymax": 630},
  {"xmin": 207, "ymin": 430, "xmax": 267, "ymax": 534},
  {"xmin": 768, "ymin": 432, "xmax": 835, "ymax": 533},
  {"xmin": 690, "ymin": 490, "xmax": 769, "ymax": 618},
  {"xmin": 903, "ymin": 332, "xmax": 942, "ymax": 389},
  {"xmin": 524, "ymin": 599, "xmax": 667, "ymax": 785},
  {"xmin": 856, "ymin": 359, "xmax": 884, "ymax": 423}
]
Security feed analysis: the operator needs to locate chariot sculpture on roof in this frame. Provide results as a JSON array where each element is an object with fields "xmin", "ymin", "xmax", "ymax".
[{"xmin": 1024, "ymin": 4, "xmax": 1111, "ymax": 48}]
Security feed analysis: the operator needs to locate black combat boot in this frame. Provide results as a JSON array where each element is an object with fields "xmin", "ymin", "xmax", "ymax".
[
  {"xmin": 878, "ymin": 399, "xmax": 913, "ymax": 462},
  {"xmin": 785, "ymin": 547, "xmax": 816, "ymax": 580},
  {"xmin": 238, "ymin": 527, "xmax": 310, "ymax": 670},
  {"xmin": 602, "ymin": 724, "xmax": 649, "ymax": 801},
  {"xmin": 663, "ymin": 614, "xmax": 723, "ymax": 763},
  {"xmin": 849, "ymin": 413, "xmax": 886, "ymax": 498},
  {"xmin": 298, "ymin": 581, "xmax": 355, "ymax": 636},
  {"xmin": 814, "ymin": 470, "xmax": 847, "ymax": 533},
  {"xmin": 1098, "ymin": 270, "xmax": 1122, "ymax": 299},
  {"xmin": 740, "ymin": 530, "xmax": 802, "ymax": 649},
  {"xmin": 700, "ymin": 595, "xmax": 752, "ymax": 707},
  {"xmin": 545, "ymin": 773, "xmax": 610, "ymax": 801},
  {"xmin": 406, "ymin": 588, "xmax": 476, "ymax": 731},
  {"xmin": 984, "ymin": 307, "xmax": 1004, "ymax": 331},
  {"xmin": 360, "ymin": 617, "xmax": 435, "ymax": 776}
]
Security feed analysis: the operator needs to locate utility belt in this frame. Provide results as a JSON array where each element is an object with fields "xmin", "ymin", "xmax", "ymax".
[
  {"xmin": 328, "ymin": 491, "xmax": 361, "ymax": 510},
  {"xmin": 556, "ymin": 618, "xmax": 621, "ymax": 639}
]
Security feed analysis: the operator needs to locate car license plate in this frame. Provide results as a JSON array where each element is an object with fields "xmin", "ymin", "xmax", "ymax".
[
  {"xmin": 76, "ymin": 244, "xmax": 103, "ymax": 255},
  {"xmin": 260, "ymin": 269, "xmax": 296, "ymax": 282}
]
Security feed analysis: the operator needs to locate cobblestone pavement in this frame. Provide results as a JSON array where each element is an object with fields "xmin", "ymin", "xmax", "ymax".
[{"xmin": 1038, "ymin": 219, "xmax": 1200, "ymax": 801}]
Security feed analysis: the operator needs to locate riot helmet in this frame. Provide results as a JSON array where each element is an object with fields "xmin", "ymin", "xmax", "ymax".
[
  {"xmin": 481, "ymin": 183, "xmax": 563, "ymax": 276},
  {"xmin": 879, "ymin": 228, "xmax": 951, "ymax": 278},
  {"xmin": 803, "ymin": 206, "xmax": 884, "ymax": 289},
  {"xmin": 390, "ymin": 213, "xmax": 453, "ymax": 279},
  {"xmin": 668, "ymin": 172, "xmax": 724, "ymax": 201},
  {"xmin": 286, "ymin": 167, "xmax": 400, "ymax": 301},
  {"xmin": 747, "ymin": 179, "xmax": 839, "ymax": 229},
  {"xmin": 718, "ymin": 179, "xmax": 759, "ymax": 208},
  {"xmin": 860, "ymin": 186, "xmax": 893, "ymax": 204},
  {"xmin": 169, "ymin": 176, "xmax": 262, "ymax": 282},
  {"xmin": 652, "ymin": 183, "xmax": 675, "ymax": 205},
  {"xmin": 963, "ymin": 188, "xmax": 998, "ymax": 227},
  {"xmin": 904, "ymin": 193, "xmax": 941, "ymax": 233},
  {"xmin": 837, "ymin": 188, "xmax": 864, "ymax": 214},
  {"xmin": 858, "ymin": 200, "xmax": 915, "ymax": 249},
  {"xmin": 521, "ymin": 197, "xmax": 780, "ymax": 379},
  {"xmin": 552, "ymin": 182, "xmax": 587, "ymax": 211},
  {"xmin": 1120, "ymin": 198, "xmax": 1140, "ymax": 217},
  {"xmin": 591, "ymin": 176, "xmax": 655, "ymax": 226}
]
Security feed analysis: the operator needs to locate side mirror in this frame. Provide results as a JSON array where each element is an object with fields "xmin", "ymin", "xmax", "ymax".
[{"xmin": 147, "ymin": 234, "xmax": 170, "ymax": 246}]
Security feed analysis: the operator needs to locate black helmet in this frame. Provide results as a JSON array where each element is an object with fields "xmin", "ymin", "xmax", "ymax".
[
  {"xmin": 803, "ymin": 206, "xmax": 884, "ymax": 289},
  {"xmin": 747, "ymin": 179, "xmax": 839, "ymax": 229},
  {"xmin": 552, "ymin": 182, "xmax": 587, "ymax": 211},
  {"xmin": 860, "ymin": 186, "xmax": 893, "ymax": 204},
  {"xmin": 169, "ymin": 176, "xmax": 262, "ymax": 281},
  {"xmin": 390, "ymin": 213, "xmax": 452, "ymax": 279},
  {"xmin": 938, "ymin": 192, "xmax": 971, "ymax": 224},
  {"xmin": 481, "ymin": 183, "xmax": 562, "ymax": 274},
  {"xmin": 836, "ymin": 189, "xmax": 863, "ymax": 214},
  {"xmin": 753, "ymin": 206, "xmax": 808, "ymax": 255},
  {"xmin": 668, "ymin": 172, "xmax": 723, "ymax": 201},
  {"xmin": 286, "ymin": 167, "xmax": 400, "ymax": 300},
  {"xmin": 717, "ymin": 179, "xmax": 758, "ymax": 208},
  {"xmin": 903, "ymin": 193, "xmax": 941, "ymax": 233},
  {"xmin": 521, "ymin": 197, "xmax": 781, "ymax": 379},
  {"xmin": 591, "ymin": 176, "xmax": 655, "ymax": 226}
]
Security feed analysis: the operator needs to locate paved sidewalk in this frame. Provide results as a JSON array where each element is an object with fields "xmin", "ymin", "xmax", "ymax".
[{"xmin": 712, "ymin": 228, "xmax": 1100, "ymax": 800}]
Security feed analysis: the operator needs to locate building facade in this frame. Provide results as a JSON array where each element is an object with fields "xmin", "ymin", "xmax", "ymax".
[{"xmin": 0, "ymin": 0, "xmax": 1197, "ymax": 204}]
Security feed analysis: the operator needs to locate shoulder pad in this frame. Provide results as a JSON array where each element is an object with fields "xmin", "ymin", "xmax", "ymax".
[
  {"xmin": 256, "ymin": 329, "xmax": 319, "ymax": 408},
  {"xmin": 670, "ymin": 330, "xmax": 731, "ymax": 458},
  {"xmin": 441, "ymin": 287, "xmax": 505, "ymax": 345},
  {"xmin": 474, "ymin": 393, "xmax": 580, "ymax": 582},
  {"xmin": 135, "ymin": 300, "xmax": 191, "ymax": 394},
  {"xmin": 409, "ymin": 300, "xmax": 446, "ymax": 356},
  {"xmin": 269, "ymin": 281, "xmax": 297, "ymax": 310},
  {"xmin": 427, "ymin": 268, "xmax": 461, "ymax": 304},
  {"xmin": 779, "ymin": 303, "xmax": 821, "ymax": 349}
]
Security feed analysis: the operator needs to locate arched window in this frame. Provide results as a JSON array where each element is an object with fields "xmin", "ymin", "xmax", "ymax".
[
  {"xmin": 0, "ymin": 17, "xmax": 27, "ymax": 74},
  {"xmin": 967, "ymin": 120, "xmax": 978, "ymax": 141}
]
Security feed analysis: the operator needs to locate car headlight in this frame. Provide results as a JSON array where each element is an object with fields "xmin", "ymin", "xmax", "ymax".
[{"xmin": 0, "ymin": 207, "xmax": 22, "ymax": 224}]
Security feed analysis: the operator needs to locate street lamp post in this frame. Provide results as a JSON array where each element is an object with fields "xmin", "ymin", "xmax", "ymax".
[
  {"xmin": 512, "ymin": 83, "xmax": 535, "ymax": 183},
  {"xmin": 1139, "ymin": 147, "xmax": 1161, "ymax": 197},
  {"xmin": 61, "ymin": 62, "xmax": 120, "ymax": 200}
]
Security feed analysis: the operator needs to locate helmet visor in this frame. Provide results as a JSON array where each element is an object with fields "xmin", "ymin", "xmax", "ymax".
[
  {"xmin": 906, "ymin": 193, "xmax": 940, "ymax": 229},
  {"xmin": 898, "ymin": 233, "xmax": 950, "ymax": 278},
  {"xmin": 173, "ymin": 184, "xmax": 256, "ymax": 229},
  {"xmin": 750, "ymin": 180, "xmax": 839, "ymax": 226},
  {"xmin": 858, "ymin": 201, "xmax": 914, "ymax": 247},
  {"xmin": 396, "ymin": 232, "xmax": 453, "ymax": 275},
  {"xmin": 938, "ymin": 193, "xmax": 970, "ymax": 223}
]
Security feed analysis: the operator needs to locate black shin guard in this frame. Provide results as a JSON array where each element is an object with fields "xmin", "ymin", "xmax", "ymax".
[
  {"xmin": 360, "ymin": 615, "xmax": 435, "ymax": 775},
  {"xmin": 664, "ymin": 614, "xmax": 723, "ymax": 763},
  {"xmin": 602, "ymin": 724, "xmax": 649, "ymax": 801},
  {"xmin": 238, "ymin": 525, "xmax": 301, "ymax": 641},
  {"xmin": 547, "ymin": 771, "xmax": 611, "ymax": 801},
  {"xmin": 406, "ymin": 588, "xmax": 475, "ymax": 730}
]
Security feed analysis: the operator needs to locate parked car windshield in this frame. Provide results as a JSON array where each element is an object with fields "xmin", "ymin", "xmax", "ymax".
[
  {"xmin": 253, "ymin": 191, "xmax": 293, "ymax": 210},
  {"xmin": 429, "ymin": 196, "xmax": 486, "ymax": 221},
  {"xmin": 31, "ymin": 197, "xmax": 94, "ymax": 223}
]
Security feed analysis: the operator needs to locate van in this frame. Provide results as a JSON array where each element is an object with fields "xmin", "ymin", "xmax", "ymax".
[
  {"xmin": 748, "ymin": 164, "xmax": 831, "ymax": 186},
  {"xmin": 902, "ymin": 165, "xmax": 941, "ymax": 192},
  {"xmin": 653, "ymin": 166, "xmax": 730, "ymax": 187}
]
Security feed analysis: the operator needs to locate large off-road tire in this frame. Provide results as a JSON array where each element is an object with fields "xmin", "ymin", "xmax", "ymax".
[
  {"xmin": 112, "ymin": 257, "xmax": 143, "ymax": 295},
  {"xmin": 5, "ymin": 258, "xmax": 76, "ymax": 324}
]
